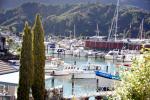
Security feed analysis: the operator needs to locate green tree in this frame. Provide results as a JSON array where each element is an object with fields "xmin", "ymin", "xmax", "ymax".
[
  {"xmin": 17, "ymin": 22, "xmax": 33, "ymax": 100},
  {"xmin": 32, "ymin": 14, "xmax": 45, "ymax": 100},
  {"xmin": 116, "ymin": 46, "xmax": 150, "ymax": 100}
]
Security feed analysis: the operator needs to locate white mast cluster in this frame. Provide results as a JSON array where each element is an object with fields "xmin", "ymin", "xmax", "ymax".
[{"xmin": 108, "ymin": 0, "xmax": 120, "ymax": 41}]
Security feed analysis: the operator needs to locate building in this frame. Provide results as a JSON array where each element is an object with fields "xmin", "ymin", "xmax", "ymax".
[{"xmin": 85, "ymin": 37, "xmax": 150, "ymax": 50}]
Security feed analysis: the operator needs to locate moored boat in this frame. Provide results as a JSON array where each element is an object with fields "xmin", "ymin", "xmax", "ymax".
[
  {"xmin": 74, "ymin": 64, "xmax": 101, "ymax": 79},
  {"xmin": 95, "ymin": 71, "xmax": 120, "ymax": 88},
  {"xmin": 104, "ymin": 50, "xmax": 119, "ymax": 60},
  {"xmin": 74, "ymin": 71, "xmax": 96, "ymax": 79}
]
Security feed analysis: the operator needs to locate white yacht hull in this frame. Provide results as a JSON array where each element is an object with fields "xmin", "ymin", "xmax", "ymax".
[
  {"xmin": 105, "ymin": 55, "xmax": 117, "ymax": 60},
  {"xmin": 116, "ymin": 56, "xmax": 132, "ymax": 62},
  {"xmin": 74, "ymin": 71, "xmax": 96, "ymax": 79},
  {"xmin": 51, "ymin": 71, "xmax": 70, "ymax": 76},
  {"xmin": 73, "ymin": 51, "xmax": 87, "ymax": 57},
  {"xmin": 116, "ymin": 54, "xmax": 142, "ymax": 62}
]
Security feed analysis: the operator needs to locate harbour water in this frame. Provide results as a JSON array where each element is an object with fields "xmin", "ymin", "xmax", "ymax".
[{"xmin": 45, "ymin": 54, "xmax": 118, "ymax": 98}]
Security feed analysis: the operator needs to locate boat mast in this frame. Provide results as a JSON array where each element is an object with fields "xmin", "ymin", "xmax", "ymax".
[
  {"xmin": 73, "ymin": 24, "xmax": 76, "ymax": 39},
  {"xmin": 115, "ymin": 0, "xmax": 119, "ymax": 41},
  {"xmin": 125, "ymin": 22, "xmax": 132, "ymax": 38},
  {"xmin": 107, "ymin": 0, "xmax": 119, "ymax": 41},
  {"xmin": 69, "ymin": 30, "xmax": 72, "ymax": 39},
  {"xmin": 108, "ymin": 17, "xmax": 115, "ymax": 41},
  {"xmin": 140, "ymin": 18, "xmax": 144, "ymax": 40},
  {"xmin": 96, "ymin": 23, "xmax": 100, "ymax": 36}
]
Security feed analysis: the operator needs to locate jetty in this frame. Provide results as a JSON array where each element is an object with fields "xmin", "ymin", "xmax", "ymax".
[
  {"xmin": 63, "ymin": 91, "xmax": 115, "ymax": 100},
  {"xmin": 45, "ymin": 84, "xmax": 115, "ymax": 100}
]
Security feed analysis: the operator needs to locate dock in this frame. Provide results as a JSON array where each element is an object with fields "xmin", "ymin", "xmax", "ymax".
[
  {"xmin": 63, "ymin": 91, "xmax": 115, "ymax": 100},
  {"xmin": 45, "ymin": 85, "xmax": 115, "ymax": 100}
]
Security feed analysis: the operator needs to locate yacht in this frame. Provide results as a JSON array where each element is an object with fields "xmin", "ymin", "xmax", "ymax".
[
  {"xmin": 74, "ymin": 64, "xmax": 101, "ymax": 79},
  {"xmin": 104, "ymin": 49, "xmax": 120, "ymax": 60},
  {"xmin": 50, "ymin": 64, "xmax": 83, "ymax": 76},
  {"xmin": 73, "ymin": 47, "xmax": 88, "ymax": 57},
  {"xmin": 53, "ymin": 48, "xmax": 65, "ymax": 54},
  {"xmin": 116, "ymin": 50, "xmax": 142, "ymax": 62},
  {"xmin": 87, "ymin": 50, "xmax": 97, "ymax": 58},
  {"xmin": 45, "ymin": 58, "xmax": 64, "ymax": 73}
]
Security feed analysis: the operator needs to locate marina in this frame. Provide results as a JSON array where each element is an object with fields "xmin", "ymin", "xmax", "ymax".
[
  {"xmin": 0, "ymin": 23, "xmax": 147, "ymax": 99},
  {"xmin": 45, "ymin": 54, "xmax": 120, "ymax": 99},
  {"xmin": 0, "ymin": 0, "xmax": 150, "ymax": 99},
  {"xmin": 0, "ymin": 54, "xmax": 121, "ymax": 99}
]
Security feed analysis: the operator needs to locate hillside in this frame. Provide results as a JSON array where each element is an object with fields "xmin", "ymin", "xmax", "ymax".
[
  {"xmin": 0, "ymin": 2, "xmax": 150, "ymax": 38},
  {"xmin": 1, "ymin": 0, "xmax": 150, "ymax": 11}
]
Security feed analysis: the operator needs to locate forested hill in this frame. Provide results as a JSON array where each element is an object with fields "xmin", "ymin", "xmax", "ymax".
[
  {"xmin": 0, "ymin": 2, "xmax": 150, "ymax": 38},
  {"xmin": 1, "ymin": 0, "xmax": 150, "ymax": 11}
]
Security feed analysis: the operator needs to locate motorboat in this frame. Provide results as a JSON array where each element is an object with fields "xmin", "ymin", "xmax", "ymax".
[
  {"xmin": 53, "ymin": 48, "xmax": 65, "ymax": 54},
  {"xmin": 95, "ymin": 71, "xmax": 120, "ymax": 88},
  {"xmin": 116, "ymin": 50, "xmax": 142, "ymax": 62},
  {"xmin": 50, "ymin": 63, "xmax": 83, "ymax": 76},
  {"xmin": 73, "ymin": 71, "xmax": 96, "ymax": 79},
  {"xmin": 104, "ymin": 50, "xmax": 119, "ymax": 60},
  {"xmin": 74, "ymin": 64, "xmax": 101, "ymax": 79},
  {"xmin": 87, "ymin": 50, "xmax": 97, "ymax": 58},
  {"xmin": 73, "ymin": 47, "xmax": 88, "ymax": 57},
  {"xmin": 45, "ymin": 58, "xmax": 64, "ymax": 73}
]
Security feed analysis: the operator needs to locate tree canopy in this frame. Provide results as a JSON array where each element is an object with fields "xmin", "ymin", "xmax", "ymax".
[
  {"xmin": 116, "ymin": 46, "xmax": 150, "ymax": 100},
  {"xmin": 17, "ymin": 22, "xmax": 33, "ymax": 100},
  {"xmin": 32, "ymin": 14, "xmax": 45, "ymax": 100}
]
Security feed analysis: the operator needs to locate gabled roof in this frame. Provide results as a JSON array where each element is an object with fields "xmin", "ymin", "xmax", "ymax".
[
  {"xmin": 0, "ymin": 60, "xmax": 18, "ymax": 75},
  {"xmin": 0, "ymin": 72, "xmax": 53, "ymax": 86}
]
